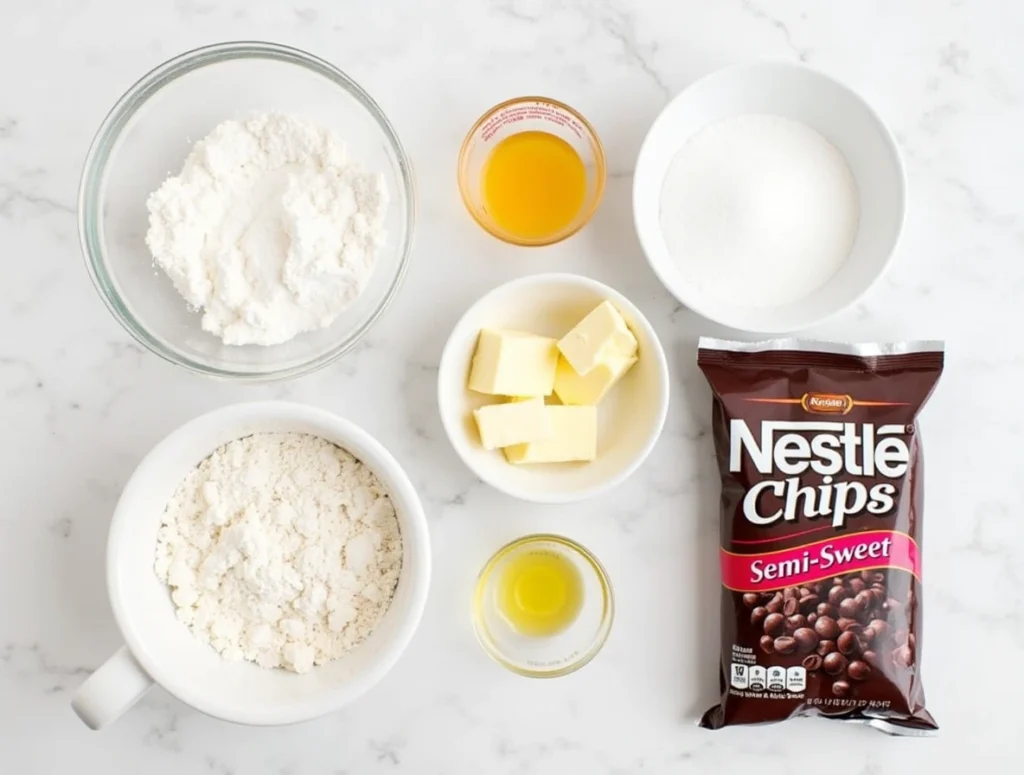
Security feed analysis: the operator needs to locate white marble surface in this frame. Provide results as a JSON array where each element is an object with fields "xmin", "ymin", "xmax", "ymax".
[{"xmin": 1, "ymin": 0, "xmax": 1019, "ymax": 770}]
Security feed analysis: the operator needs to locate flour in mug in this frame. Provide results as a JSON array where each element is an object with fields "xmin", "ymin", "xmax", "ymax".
[
  {"xmin": 146, "ymin": 112, "xmax": 388, "ymax": 346},
  {"xmin": 154, "ymin": 433, "xmax": 402, "ymax": 674},
  {"xmin": 659, "ymin": 114, "xmax": 859, "ymax": 308}
]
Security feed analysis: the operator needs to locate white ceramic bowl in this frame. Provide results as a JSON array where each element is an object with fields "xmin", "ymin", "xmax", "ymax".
[
  {"xmin": 438, "ymin": 274, "xmax": 670, "ymax": 504},
  {"xmin": 71, "ymin": 402, "xmax": 430, "ymax": 729},
  {"xmin": 634, "ymin": 61, "xmax": 905, "ymax": 333}
]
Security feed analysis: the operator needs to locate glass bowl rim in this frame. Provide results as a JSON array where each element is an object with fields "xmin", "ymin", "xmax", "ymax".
[
  {"xmin": 456, "ymin": 95, "xmax": 607, "ymax": 247},
  {"xmin": 472, "ymin": 532, "xmax": 615, "ymax": 678},
  {"xmin": 78, "ymin": 40, "xmax": 417, "ymax": 382}
]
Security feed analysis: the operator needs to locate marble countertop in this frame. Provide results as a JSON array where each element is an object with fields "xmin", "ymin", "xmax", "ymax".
[{"xmin": 1, "ymin": 0, "xmax": 1018, "ymax": 771}]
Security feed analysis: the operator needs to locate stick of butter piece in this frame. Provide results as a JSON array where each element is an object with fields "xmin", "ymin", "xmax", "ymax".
[
  {"xmin": 468, "ymin": 329, "xmax": 559, "ymax": 397},
  {"xmin": 554, "ymin": 354, "xmax": 637, "ymax": 405},
  {"xmin": 472, "ymin": 397, "xmax": 552, "ymax": 450},
  {"xmin": 557, "ymin": 301, "xmax": 638, "ymax": 376},
  {"xmin": 504, "ymin": 405, "xmax": 597, "ymax": 464}
]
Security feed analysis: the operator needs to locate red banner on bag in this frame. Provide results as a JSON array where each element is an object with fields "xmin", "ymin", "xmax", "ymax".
[{"xmin": 720, "ymin": 530, "xmax": 920, "ymax": 593}]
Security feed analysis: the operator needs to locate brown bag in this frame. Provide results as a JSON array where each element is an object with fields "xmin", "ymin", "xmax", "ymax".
[{"xmin": 697, "ymin": 338, "xmax": 944, "ymax": 735}]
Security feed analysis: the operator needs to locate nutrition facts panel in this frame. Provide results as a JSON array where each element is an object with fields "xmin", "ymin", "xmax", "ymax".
[{"xmin": 731, "ymin": 663, "xmax": 805, "ymax": 694}]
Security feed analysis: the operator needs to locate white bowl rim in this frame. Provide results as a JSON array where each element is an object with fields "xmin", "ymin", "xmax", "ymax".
[
  {"xmin": 106, "ymin": 400, "xmax": 431, "ymax": 725},
  {"xmin": 78, "ymin": 40, "xmax": 418, "ymax": 382},
  {"xmin": 437, "ymin": 272, "xmax": 671, "ymax": 504},
  {"xmin": 633, "ymin": 59, "xmax": 907, "ymax": 334}
]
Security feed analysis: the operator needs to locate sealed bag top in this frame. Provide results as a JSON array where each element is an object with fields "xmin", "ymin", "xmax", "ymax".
[{"xmin": 697, "ymin": 338, "xmax": 944, "ymax": 735}]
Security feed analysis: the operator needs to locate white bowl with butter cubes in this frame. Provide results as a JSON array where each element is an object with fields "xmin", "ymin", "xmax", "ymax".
[{"xmin": 438, "ymin": 274, "xmax": 670, "ymax": 503}]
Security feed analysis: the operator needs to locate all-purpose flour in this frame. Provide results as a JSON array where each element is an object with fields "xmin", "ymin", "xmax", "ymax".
[
  {"xmin": 154, "ymin": 433, "xmax": 402, "ymax": 674},
  {"xmin": 146, "ymin": 112, "xmax": 388, "ymax": 346},
  {"xmin": 659, "ymin": 114, "xmax": 859, "ymax": 308}
]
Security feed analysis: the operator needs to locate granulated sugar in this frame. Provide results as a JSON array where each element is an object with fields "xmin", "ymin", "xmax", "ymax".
[{"xmin": 659, "ymin": 115, "xmax": 859, "ymax": 308}]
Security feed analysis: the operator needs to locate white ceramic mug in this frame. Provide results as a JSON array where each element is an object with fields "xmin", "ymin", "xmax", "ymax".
[{"xmin": 71, "ymin": 402, "xmax": 431, "ymax": 729}]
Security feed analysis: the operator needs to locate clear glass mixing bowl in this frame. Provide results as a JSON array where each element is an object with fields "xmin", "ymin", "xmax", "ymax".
[{"xmin": 79, "ymin": 41, "xmax": 416, "ymax": 380}]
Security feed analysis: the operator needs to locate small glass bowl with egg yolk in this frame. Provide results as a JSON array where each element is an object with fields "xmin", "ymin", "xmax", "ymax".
[
  {"xmin": 472, "ymin": 534, "xmax": 614, "ymax": 677},
  {"xmin": 458, "ymin": 97, "xmax": 606, "ymax": 246}
]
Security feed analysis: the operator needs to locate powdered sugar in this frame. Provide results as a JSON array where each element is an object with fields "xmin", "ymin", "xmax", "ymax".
[
  {"xmin": 154, "ymin": 432, "xmax": 402, "ymax": 673},
  {"xmin": 145, "ymin": 112, "xmax": 388, "ymax": 346},
  {"xmin": 659, "ymin": 114, "xmax": 859, "ymax": 308}
]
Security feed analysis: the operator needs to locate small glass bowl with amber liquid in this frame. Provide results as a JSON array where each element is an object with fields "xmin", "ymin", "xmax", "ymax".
[
  {"xmin": 472, "ymin": 534, "xmax": 614, "ymax": 677},
  {"xmin": 458, "ymin": 97, "xmax": 606, "ymax": 246}
]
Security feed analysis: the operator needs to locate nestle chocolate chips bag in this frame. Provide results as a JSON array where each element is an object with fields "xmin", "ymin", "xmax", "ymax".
[{"xmin": 697, "ymin": 338, "xmax": 944, "ymax": 735}]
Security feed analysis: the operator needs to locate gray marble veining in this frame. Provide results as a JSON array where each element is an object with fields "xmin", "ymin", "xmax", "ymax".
[{"xmin": 0, "ymin": 0, "xmax": 1018, "ymax": 771}]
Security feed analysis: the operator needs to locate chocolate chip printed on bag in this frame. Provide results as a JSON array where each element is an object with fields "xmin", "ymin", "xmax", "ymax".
[{"xmin": 696, "ymin": 338, "xmax": 944, "ymax": 736}]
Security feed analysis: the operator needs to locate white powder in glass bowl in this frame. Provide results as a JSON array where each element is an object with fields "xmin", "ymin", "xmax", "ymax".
[{"xmin": 145, "ymin": 112, "xmax": 389, "ymax": 346}]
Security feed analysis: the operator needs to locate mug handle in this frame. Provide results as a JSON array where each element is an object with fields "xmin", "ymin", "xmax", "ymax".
[{"xmin": 71, "ymin": 646, "xmax": 153, "ymax": 730}]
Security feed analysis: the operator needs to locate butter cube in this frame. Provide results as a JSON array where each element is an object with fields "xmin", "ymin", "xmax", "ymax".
[
  {"xmin": 468, "ymin": 329, "xmax": 559, "ymax": 397},
  {"xmin": 554, "ymin": 354, "xmax": 637, "ymax": 406},
  {"xmin": 557, "ymin": 301, "xmax": 638, "ymax": 376},
  {"xmin": 472, "ymin": 397, "xmax": 552, "ymax": 450},
  {"xmin": 504, "ymin": 406, "xmax": 597, "ymax": 464}
]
